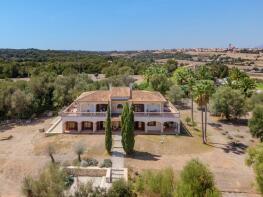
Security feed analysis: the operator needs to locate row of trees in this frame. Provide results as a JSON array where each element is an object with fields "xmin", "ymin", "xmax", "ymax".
[
  {"xmin": 104, "ymin": 103, "xmax": 135, "ymax": 155},
  {"xmin": 0, "ymin": 73, "xmax": 136, "ymax": 121},
  {"xmin": 171, "ymin": 65, "xmax": 256, "ymax": 144}
]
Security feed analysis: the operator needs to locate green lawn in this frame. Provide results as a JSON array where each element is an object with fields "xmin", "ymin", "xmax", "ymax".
[{"xmin": 256, "ymin": 82, "xmax": 263, "ymax": 90}]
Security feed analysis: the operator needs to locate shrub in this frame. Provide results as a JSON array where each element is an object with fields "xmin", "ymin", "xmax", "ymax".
[
  {"xmin": 185, "ymin": 116, "xmax": 191, "ymax": 125},
  {"xmin": 21, "ymin": 164, "xmax": 72, "ymax": 197},
  {"xmin": 64, "ymin": 175, "xmax": 74, "ymax": 188},
  {"xmin": 249, "ymin": 105, "xmax": 263, "ymax": 142},
  {"xmin": 80, "ymin": 158, "xmax": 98, "ymax": 167},
  {"xmin": 80, "ymin": 160, "xmax": 89, "ymax": 167},
  {"xmin": 108, "ymin": 179, "xmax": 133, "ymax": 197},
  {"xmin": 72, "ymin": 181, "xmax": 107, "ymax": 197},
  {"xmin": 175, "ymin": 159, "xmax": 220, "ymax": 197},
  {"xmin": 100, "ymin": 159, "xmax": 112, "ymax": 168},
  {"xmin": 134, "ymin": 168, "xmax": 175, "ymax": 197},
  {"xmin": 246, "ymin": 143, "xmax": 263, "ymax": 194}
]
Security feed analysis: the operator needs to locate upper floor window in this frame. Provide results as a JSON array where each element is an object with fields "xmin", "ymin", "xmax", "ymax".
[{"xmin": 117, "ymin": 104, "xmax": 123, "ymax": 109}]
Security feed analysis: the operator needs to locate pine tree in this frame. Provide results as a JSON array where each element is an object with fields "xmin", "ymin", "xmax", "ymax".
[{"xmin": 105, "ymin": 104, "xmax": 112, "ymax": 154}]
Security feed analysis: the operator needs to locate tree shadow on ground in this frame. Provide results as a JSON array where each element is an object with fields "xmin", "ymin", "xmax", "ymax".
[
  {"xmin": 218, "ymin": 119, "xmax": 248, "ymax": 126},
  {"xmin": 126, "ymin": 150, "xmax": 161, "ymax": 161},
  {"xmin": 208, "ymin": 141, "xmax": 248, "ymax": 155},
  {"xmin": 208, "ymin": 122, "xmax": 222, "ymax": 130}
]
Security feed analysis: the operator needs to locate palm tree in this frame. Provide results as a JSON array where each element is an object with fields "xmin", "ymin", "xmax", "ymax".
[
  {"xmin": 193, "ymin": 80, "xmax": 215, "ymax": 144},
  {"xmin": 187, "ymin": 70, "xmax": 196, "ymax": 123},
  {"xmin": 173, "ymin": 68, "xmax": 196, "ymax": 123}
]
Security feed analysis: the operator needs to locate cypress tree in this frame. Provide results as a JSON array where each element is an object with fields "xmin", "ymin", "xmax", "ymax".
[
  {"xmin": 121, "ymin": 103, "xmax": 135, "ymax": 155},
  {"xmin": 121, "ymin": 103, "xmax": 129, "ymax": 148},
  {"xmin": 126, "ymin": 105, "xmax": 135, "ymax": 155},
  {"xmin": 105, "ymin": 104, "xmax": 112, "ymax": 154}
]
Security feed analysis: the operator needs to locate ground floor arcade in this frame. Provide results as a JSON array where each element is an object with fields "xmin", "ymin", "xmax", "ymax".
[{"xmin": 63, "ymin": 120, "xmax": 180, "ymax": 134}]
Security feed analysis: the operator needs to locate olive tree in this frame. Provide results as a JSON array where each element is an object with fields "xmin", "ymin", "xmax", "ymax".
[
  {"xmin": 210, "ymin": 86, "xmax": 247, "ymax": 120},
  {"xmin": 74, "ymin": 141, "xmax": 86, "ymax": 162},
  {"xmin": 249, "ymin": 105, "xmax": 263, "ymax": 142}
]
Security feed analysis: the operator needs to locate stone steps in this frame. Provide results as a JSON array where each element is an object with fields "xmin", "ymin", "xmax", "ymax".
[{"xmin": 111, "ymin": 168, "xmax": 125, "ymax": 181}]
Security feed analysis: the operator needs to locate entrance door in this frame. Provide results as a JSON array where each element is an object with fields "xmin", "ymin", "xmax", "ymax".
[{"xmin": 112, "ymin": 121, "xmax": 121, "ymax": 132}]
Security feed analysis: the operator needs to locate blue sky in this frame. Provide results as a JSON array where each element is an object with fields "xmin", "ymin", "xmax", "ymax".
[{"xmin": 0, "ymin": 0, "xmax": 262, "ymax": 50}]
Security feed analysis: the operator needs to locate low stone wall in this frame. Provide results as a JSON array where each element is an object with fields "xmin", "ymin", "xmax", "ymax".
[{"xmin": 65, "ymin": 166, "xmax": 108, "ymax": 177}]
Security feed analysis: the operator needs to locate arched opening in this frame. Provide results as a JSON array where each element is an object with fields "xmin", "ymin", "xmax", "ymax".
[
  {"xmin": 117, "ymin": 104, "xmax": 123, "ymax": 109},
  {"xmin": 81, "ymin": 121, "xmax": 93, "ymax": 131},
  {"xmin": 147, "ymin": 121, "xmax": 162, "ymax": 133},
  {"xmin": 134, "ymin": 121, "xmax": 145, "ymax": 132},
  {"xmin": 65, "ymin": 121, "xmax": 78, "ymax": 132},
  {"xmin": 96, "ymin": 121, "xmax": 105, "ymax": 131},
  {"xmin": 164, "ymin": 121, "xmax": 178, "ymax": 133}
]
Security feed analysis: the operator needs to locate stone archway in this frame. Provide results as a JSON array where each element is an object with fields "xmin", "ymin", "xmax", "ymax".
[
  {"xmin": 163, "ymin": 121, "xmax": 178, "ymax": 133},
  {"xmin": 65, "ymin": 121, "xmax": 78, "ymax": 132}
]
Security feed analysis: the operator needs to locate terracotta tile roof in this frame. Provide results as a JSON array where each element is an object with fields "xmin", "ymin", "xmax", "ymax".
[
  {"xmin": 76, "ymin": 91, "xmax": 110, "ymax": 102},
  {"xmin": 111, "ymin": 87, "xmax": 131, "ymax": 98},
  {"xmin": 131, "ymin": 90, "xmax": 166, "ymax": 102},
  {"xmin": 75, "ymin": 88, "xmax": 166, "ymax": 102}
]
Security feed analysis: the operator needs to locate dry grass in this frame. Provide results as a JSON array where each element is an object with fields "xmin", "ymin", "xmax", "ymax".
[
  {"xmin": 0, "ymin": 118, "xmax": 108, "ymax": 197},
  {"xmin": 133, "ymin": 135, "xmax": 210, "ymax": 156},
  {"xmin": 33, "ymin": 134, "xmax": 107, "ymax": 158}
]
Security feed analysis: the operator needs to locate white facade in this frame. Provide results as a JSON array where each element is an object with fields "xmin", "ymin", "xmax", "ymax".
[{"xmin": 61, "ymin": 88, "xmax": 180, "ymax": 134}]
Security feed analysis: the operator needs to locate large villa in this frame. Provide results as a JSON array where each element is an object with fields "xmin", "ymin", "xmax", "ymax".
[{"xmin": 60, "ymin": 85, "xmax": 180, "ymax": 134}]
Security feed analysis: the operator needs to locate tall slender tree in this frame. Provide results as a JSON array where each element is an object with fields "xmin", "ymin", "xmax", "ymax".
[
  {"xmin": 121, "ymin": 103, "xmax": 129, "ymax": 147},
  {"xmin": 121, "ymin": 103, "xmax": 135, "ymax": 155},
  {"xmin": 193, "ymin": 80, "xmax": 215, "ymax": 144},
  {"xmin": 105, "ymin": 104, "xmax": 112, "ymax": 154},
  {"xmin": 173, "ymin": 68, "xmax": 196, "ymax": 123},
  {"xmin": 125, "ymin": 105, "xmax": 135, "ymax": 154}
]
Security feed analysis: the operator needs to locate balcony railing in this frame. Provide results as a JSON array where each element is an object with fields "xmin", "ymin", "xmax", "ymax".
[
  {"xmin": 61, "ymin": 102, "xmax": 179, "ymax": 119},
  {"xmin": 60, "ymin": 112, "xmax": 106, "ymax": 117},
  {"xmin": 134, "ymin": 112, "xmax": 179, "ymax": 118}
]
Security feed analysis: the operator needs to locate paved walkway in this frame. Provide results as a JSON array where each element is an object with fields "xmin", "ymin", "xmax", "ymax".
[{"xmin": 111, "ymin": 134, "xmax": 124, "ymax": 169}]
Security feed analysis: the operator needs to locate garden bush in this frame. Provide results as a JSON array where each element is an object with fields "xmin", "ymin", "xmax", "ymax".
[
  {"xmin": 108, "ymin": 179, "xmax": 133, "ymax": 197},
  {"xmin": 175, "ymin": 159, "xmax": 220, "ymax": 197},
  {"xmin": 80, "ymin": 158, "xmax": 99, "ymax": 167},
  {"xmin": 134, "ymin": 168, "xmax": 175, "ymax": 197},
  {"xmin": 100, "ymin": 159, "xmax": 112, "ymax": 168}
]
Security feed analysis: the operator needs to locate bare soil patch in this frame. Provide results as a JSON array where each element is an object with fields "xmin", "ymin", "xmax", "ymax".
[
  {"xmin": 125, "ymin": 101, "xmax": 261, "ymax": 196},
  {"xmin": 0, "ymin": 118, "xmax": 107, "ymax": 197}
]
